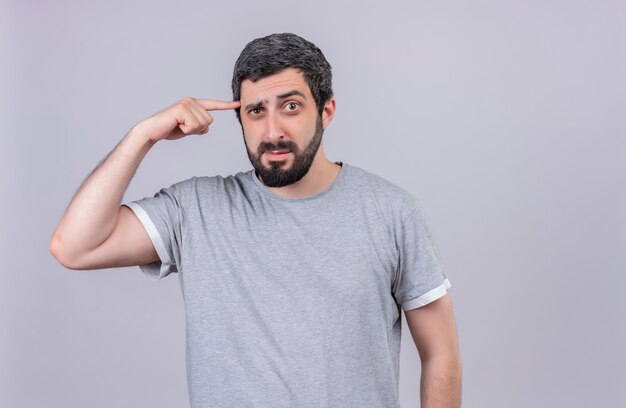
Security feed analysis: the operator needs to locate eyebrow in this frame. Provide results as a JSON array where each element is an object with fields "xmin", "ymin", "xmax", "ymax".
[
  {"xmin": 244, "ymin": 89, "xmax": 307, "ymax": 112},
  {"xmin": 277, "ymin": 90, "xmax": 306, "ymax": 100}
]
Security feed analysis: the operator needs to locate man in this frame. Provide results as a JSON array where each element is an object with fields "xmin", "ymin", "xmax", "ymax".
[{"xmin": 50, "ymin": 33, "xmax": 462, "ymax": 407}]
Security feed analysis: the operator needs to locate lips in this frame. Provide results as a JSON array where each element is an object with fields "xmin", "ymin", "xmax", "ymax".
[{"xmin": 264, "ymin": 150, "xmax": 291, "ymax": 160}]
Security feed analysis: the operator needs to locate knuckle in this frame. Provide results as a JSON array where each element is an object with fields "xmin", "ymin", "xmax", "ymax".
[
  {"xmin": 182, "ymin": 119, "xmax": 198, "ymax": 133},
  {"xmin": 179, "ymin": 96, "xmax": 194, "ymax": 105}
]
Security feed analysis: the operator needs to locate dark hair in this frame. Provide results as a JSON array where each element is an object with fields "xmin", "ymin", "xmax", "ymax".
[{"xmin": 231, "ymin": 33, "xmax": 333, "ymax": 122}]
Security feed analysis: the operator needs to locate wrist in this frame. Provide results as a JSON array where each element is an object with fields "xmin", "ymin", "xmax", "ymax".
[{"xmin": 128, "ymin": 121, "xmax": 158, "ymax": 148}]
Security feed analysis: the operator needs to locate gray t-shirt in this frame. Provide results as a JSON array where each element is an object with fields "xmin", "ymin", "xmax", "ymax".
[{"xmin": 123, "ymin": 162, "xmax": 451, "ymax": 408}]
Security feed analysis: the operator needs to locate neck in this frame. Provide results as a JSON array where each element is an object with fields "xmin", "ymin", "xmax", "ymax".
[{"xmin": 258, "ymin": 146, "xmax": 341, "ymax": 199}]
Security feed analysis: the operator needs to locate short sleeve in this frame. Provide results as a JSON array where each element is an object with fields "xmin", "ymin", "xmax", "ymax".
[
  {"xmin": 122, "ymin": 177, "xmax": 194, "ymax": 281},
  {"xmin": 392, "ymin": 204, "xmax": 451, "ymax": 311}
]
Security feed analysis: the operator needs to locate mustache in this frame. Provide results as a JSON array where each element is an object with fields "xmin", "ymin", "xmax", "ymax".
[{"xmin": 258, "ymin": 140, "xmax": 297, "ymax": 154}]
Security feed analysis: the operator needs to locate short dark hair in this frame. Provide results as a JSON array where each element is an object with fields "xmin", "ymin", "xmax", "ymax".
[{"xmin": 231, "ymin": 33, "xmax": 333, "ymax": 122}]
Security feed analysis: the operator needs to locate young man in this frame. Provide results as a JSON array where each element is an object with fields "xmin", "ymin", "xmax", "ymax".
[{"xmin": 50, "ymin": 33, "xmax": 462, "ymax": 408}]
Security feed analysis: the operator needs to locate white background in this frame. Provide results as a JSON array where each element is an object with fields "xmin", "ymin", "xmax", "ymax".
[{"xmin": 1, "ymin": 0, "xmax": 625, "ymax": 406}]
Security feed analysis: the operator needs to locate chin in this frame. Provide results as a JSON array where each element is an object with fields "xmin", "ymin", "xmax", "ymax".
[{"xmin": 264, "ymin": 157, "xmax": 292, "ymax": 168}]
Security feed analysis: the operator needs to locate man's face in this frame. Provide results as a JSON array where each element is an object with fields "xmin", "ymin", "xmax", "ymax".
[{"xmin": 239, "ymin": 68, "xmax": 324, "ymax": 188}]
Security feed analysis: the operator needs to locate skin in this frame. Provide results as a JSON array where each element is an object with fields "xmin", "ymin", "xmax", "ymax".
[
  {"xmin": 405, "ymin": 294, "xmax": 463, "ymax": 407},
  {"xmin": 239, "ymin": 67, "xmax": 340, "ymax": 199}
]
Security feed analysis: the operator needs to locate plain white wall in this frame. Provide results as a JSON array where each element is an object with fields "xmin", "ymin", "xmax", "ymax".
[{"xmin": 2, "ymin": 0, "xmax": 625, "ymax": 407}]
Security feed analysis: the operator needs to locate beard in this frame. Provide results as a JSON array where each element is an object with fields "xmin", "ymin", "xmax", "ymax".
[{"xmin": 243, "ymin": 114, "xmax": 324, "ymax": 188}]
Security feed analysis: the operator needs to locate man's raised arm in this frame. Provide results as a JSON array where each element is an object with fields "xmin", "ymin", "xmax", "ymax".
[{"xmin": 49, "ymin": 97, "xmax": 240, "ymax": 270}]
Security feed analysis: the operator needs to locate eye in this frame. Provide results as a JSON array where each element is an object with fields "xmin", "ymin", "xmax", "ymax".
[
  {"xmin": 248, "ymin": 107, "xmax": 262, "ymax": 115},
  {"xmin": 284, "ymin": 102, "xmax": 300, "ymax": 112}
]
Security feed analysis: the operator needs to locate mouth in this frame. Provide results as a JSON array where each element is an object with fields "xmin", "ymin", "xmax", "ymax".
[{"xmin": 264, "ymin": 150, "xmax": 291, "ymax": 160}]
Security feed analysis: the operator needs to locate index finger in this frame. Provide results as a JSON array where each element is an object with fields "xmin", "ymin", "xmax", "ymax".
[{"xmin": 196, "ymin": 99, "xmax": 241, "ymax": 111}]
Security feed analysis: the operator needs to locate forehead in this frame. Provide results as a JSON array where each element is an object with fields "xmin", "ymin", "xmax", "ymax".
[{"xmin": 240, "ymin": 67, "xmax": 311, "ymax": 101}]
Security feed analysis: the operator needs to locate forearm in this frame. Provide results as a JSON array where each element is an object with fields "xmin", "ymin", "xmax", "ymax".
[
  {"xmin": 50, "ymin": 124, "xmax": 155, "ymax": 263},
  {"xmin": 420, "ymin": 356, "xmax": 463, "ymax": 408}
]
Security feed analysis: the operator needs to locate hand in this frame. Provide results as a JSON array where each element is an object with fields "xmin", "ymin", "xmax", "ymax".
[{"xmin": 135, "ymin": 96, "xmax": 240, "ymax": 143}]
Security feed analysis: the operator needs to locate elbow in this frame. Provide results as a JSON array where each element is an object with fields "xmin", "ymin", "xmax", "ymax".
[
  {"xmin": 438, "ymin": 354, "xmax": 462, "ymax": 371},
  {"xmin": 422, "ymin": 352, "xmax": 463, "ymax": 377},
  {"xmin": 454, "ymin": 356, "xmax": 463, "ymax": 379},
  {"xmin": 49, "ymin": 236, "xmax": 82, "ymax": 270}
]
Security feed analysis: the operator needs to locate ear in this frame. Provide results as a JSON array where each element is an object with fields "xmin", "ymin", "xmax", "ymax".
[{"xmin": 321, "ymin": 97, "xmax": 336, "ymax": 129}]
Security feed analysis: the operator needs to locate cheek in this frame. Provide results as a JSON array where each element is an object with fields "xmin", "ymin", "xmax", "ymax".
[
  {"xmin": 295, "ymin": 118, "xmax": 317, "ymax": 138},
  {"xmin": 241, "ymin": 121, "xmax": 254, "ymax": 142},
  {"xmin": 242, "ymin": 118, "xmax": 263, "ymax": 136},
  {"xmin": 282, "ymin": 116, "xmax": 310, "ymax": 135}
]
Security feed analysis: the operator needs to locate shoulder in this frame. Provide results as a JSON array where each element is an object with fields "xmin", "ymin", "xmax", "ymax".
[
  {"xmin": 194, "ymin": 169, "xmax": 253, "ymax": 189},
  {"xmin": 192, "ymin": 169, "xmax": 255, "ymax": 201},
  {"xmin": 344, "ymin": 163, "xmax": 421, "ymax": 221}
]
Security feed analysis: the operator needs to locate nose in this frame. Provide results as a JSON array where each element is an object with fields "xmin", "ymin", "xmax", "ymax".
[{"xmin": 263, "ymin": 111, "xmax": 285, "ymax": 143}]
